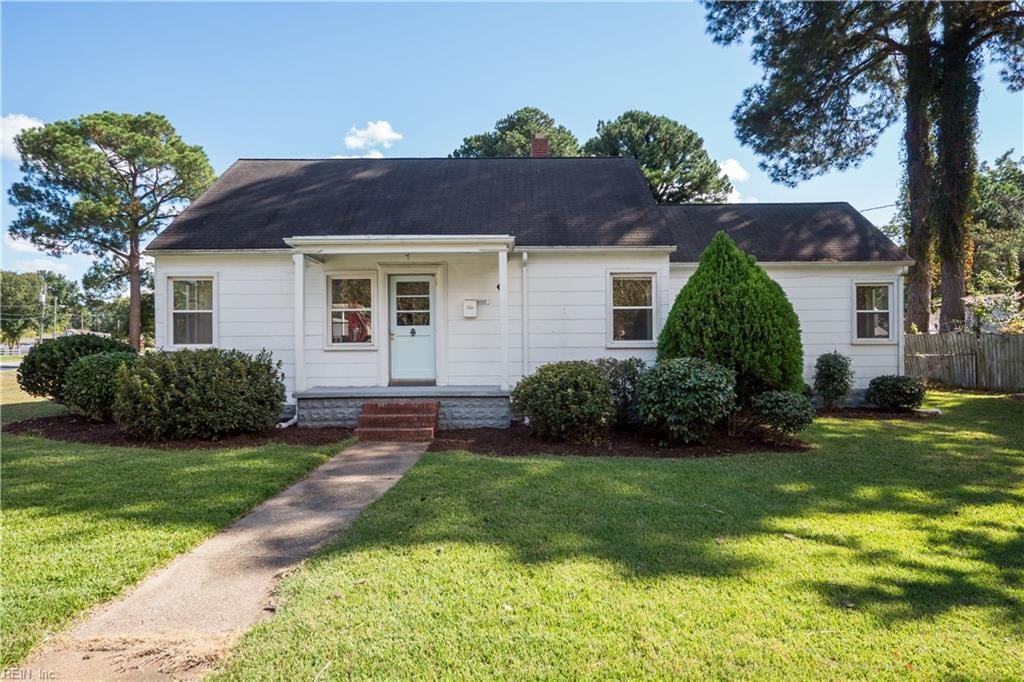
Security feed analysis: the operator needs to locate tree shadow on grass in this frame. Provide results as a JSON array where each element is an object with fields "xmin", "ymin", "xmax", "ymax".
[{"xmin": 323, "ymin": 394, "xmax": 1023, "ymax": 626}]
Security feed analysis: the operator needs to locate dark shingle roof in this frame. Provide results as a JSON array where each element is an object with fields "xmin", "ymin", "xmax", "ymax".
[
  {"xmin": 147, "ymin": 157, "xmax": 674, "ymax": 251},
  {"xmin": 149, "ymin": 157, "xmax": 907, "ymax": 264},
  {"xmin": 661, "ymin": 203, "xmax": 908, "ymax": 263}
]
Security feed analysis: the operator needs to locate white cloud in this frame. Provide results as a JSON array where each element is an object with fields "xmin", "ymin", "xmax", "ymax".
[
  {"xmin": 1, "ymin": 113, "xmax": 43, "ymax": 161},
  {"xmin": 725, "ymin": 188, "xmax": 760, "ymax": 204},
  {"xmin": 719, "ymin": 158, "xmax": 750, "ymax": 183},
  {"xmin": 344, "ymin": 121, "xmax": 403, "ymax": 150},
  {"xmin": 331, "ymin": 149, "xmax": 385, "ymax": 159},
  {"xmin": 4, "ymin": 232, "xmax": 42, "ymax": 254},
  {"xmin": 14, "ymin": 258, "xmax": 70, "ymax": 274}
]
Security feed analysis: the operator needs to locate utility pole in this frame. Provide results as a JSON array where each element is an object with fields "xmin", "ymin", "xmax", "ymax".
[
  {"xmin": 53, "ymin": 299, "xmax": 58, "ymax": 340},
  {"xmin": 38, "ymin": 283, "xmax": 47, "ymax": 345}
]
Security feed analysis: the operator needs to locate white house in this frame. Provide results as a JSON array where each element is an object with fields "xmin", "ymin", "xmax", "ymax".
[{"xmin": 147, "ymin": 150, "xmax": 910, "ymax": 429}]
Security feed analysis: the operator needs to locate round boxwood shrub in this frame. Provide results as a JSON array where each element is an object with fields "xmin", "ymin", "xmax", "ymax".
[
  {"xmin": 592, "ymin": 357, "xmax": 647, "ymax": 428},
  {"xmin": 813, "ymin": 351, "xmax": 854, "ymax": 410},
  {"xmin": 511, "ymin": 360, "xmax": 614, "ymax": 445},
  {"xmin": 865, "ymin": 375, "xmax": 927, "ymax": 411},
  {"xmin": 63, "ymin": 351, "xmax": 138, "ymax": 422},
  {"xmin": 752, "ymin": 390, "xmax": 815, "ymax": 438},
  {"xmin": 17, "ymin": 334, "xmax": 134, "ymax": 404},
  {"xmin": 637, "ymin": 357, "xmax": 736, "ymax": 444},
  {"xmin": 113, "ymin": 348, "xmax": 285, "ymax": 440},
  {"xmin": 658, "ymin": 231, "xmax": 803, "ymax": 402}
]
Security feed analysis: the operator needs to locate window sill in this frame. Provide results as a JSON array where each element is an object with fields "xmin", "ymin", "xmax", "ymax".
[
  {"xmin": 322, "ymin": 343, "xmax": 378, "ymax": 352},
  {"xmin": 168, "ymin": 343, "xmax": 216, "ymax": 350},
  {"xmin": 606, "ymin": 340, "xmax": 657, "ymax": 350},
  {"xmin": 851, "ymin": 337, "xmax": 897, "ymax": 345}
]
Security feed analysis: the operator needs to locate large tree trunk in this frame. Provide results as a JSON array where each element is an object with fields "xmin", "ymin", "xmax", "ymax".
[
  {"xmin": 940, "ymin": 256, "xmax": 967, "ymax": 331},
  {"xmin": 903, "ymin": 2, "xmax": 935, "ymax": 333},
  {"xmin": 128, "ymin": 236, "xmax": 142, "ymax": 350},
  {"xmin": 934, "ymin": 2, "xmax": 980, "ymax": 330}
]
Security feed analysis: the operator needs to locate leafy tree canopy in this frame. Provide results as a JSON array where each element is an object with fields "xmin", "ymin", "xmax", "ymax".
[
  {"xmin": 969, "ymin": 151, "xmax": 1024, "ymax": 296},
  {"xmin": 8, "ymin": 111, "xmax": 214, "ymax": 348},
  {"xmin": 451, "ymin": 107, "xmax": 581, "ymax": 158},
  {"xmin": 0, "ymin": 271, "xmax": 43, "ymax": 347},
  {"xmin": 583, "ymin": 110, "xmax": 732, "ymax": 203}
]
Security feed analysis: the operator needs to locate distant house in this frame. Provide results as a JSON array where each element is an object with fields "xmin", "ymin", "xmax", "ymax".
[{"xmin": 147, "ymin": 145, "xmax": 910, "ymax": 428}]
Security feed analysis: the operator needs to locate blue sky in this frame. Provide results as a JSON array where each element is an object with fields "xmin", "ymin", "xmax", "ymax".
[{"xmin": 2, "ymin": 2, "xmax": 1021, "ymax": 285}]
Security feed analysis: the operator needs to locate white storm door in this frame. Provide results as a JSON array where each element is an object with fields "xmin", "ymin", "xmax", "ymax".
[{"xmin": 389, "ymin": 275, "xmax": 436, "ymax": 382}]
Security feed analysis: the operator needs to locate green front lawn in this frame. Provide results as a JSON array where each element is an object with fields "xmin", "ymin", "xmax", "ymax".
[
  {"xmin": 0, "ymin": 377, "xmax": 347, "ymax": 666},
  {"xmin": 1, "ymin": 371, "xmax": 64, "ymax": 424},
  {"xmin": 214, "ymin": 391, "xmax": 1024, "ymax": 680}
]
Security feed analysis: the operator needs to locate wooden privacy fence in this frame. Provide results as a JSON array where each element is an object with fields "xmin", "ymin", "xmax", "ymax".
[{"xmin": 905, "ymin": 333, "xmax": 1024, "ymax": 392}]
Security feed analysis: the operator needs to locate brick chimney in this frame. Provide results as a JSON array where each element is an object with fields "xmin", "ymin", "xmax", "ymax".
[{"xmin": 530, "ymin": 134, "xmax": 549, "ymax": 158}]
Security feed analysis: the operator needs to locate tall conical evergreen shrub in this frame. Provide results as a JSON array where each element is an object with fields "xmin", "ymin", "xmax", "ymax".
[{"xmin": 658, "ymin": 231, "xmax": 803, "ymax": 400}]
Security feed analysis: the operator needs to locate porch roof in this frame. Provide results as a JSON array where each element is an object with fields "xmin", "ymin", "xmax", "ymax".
[{"xmin": 284, "ymin": 234, "xmax": 515, "ymax": 255}]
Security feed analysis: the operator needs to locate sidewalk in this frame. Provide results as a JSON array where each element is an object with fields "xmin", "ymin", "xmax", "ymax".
[{"xmin": 19, "ymin": 440, "xmax": 428, "ymax": 681}]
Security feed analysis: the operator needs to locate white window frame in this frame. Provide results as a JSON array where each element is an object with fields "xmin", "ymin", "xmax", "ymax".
[
  {"xmin": 167, "ymin": 276, "xmax": 217, "ymax": 348},
  {"xmin": 324, "ymin": 270, "xmax": 377, "ymax": 350},
  {"xmin": 606, "ymin": 271, "xmax": 658, "ymax": 349},
  {"xmin": 851, "ymin": 280, "xmax": 897, "ymax": 344}
]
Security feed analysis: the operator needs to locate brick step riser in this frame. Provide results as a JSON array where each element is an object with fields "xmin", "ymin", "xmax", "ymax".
[
  {"xmin": 361, "ymin": 401, "xmax": 440, "ymax": 415},
  {"xmin": 358, "ymin": 414, "xmax": 438, "ymax": 429},
  {"xmin": 354, "ymin": 427, "xmax": 435, "ymax": 442}
]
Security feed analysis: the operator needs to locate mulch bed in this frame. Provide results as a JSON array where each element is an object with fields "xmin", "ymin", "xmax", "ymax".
[
  {"xmin": 4, "ymin": 414, "xmax": 352, "ymax": 450},
  {"xmin": 428, "ymin": 424, "xmax": 810, "ymax": 459}
]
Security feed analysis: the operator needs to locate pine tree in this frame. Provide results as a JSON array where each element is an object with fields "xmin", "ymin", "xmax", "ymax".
[{"xmin": 658, "ymin": 232, "xmax": 803, "ymax": 400}]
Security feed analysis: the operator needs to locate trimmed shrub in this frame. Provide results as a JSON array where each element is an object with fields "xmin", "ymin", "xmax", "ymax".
[
  {"xmin": 114, "ymin": 349, "xmax": 285, "ymax": 440},
  {"xmin": 637, "ymin": 357, "xmax": 736, "ymax": 444},
  {"xmin": 63, "ymin": 352, "xmax": 138, "ymax": 421},
  {"xmin": 865, "ymin": 375, "xmax": 927, "ymax": 411},
  {"xmin": 752, "ymin": 390, "xmax": 815, "ymax": 438},
  {"xmin": 592, "ymin": 357, "xmax": 647, "ymax": 427},
  {"xmin": 814, "ymin": 351, "xmax": 854, "ymax": 410},
  {"xmin": 511, "ymin": 361, "xmax": 614, "ymax": 445},
  {"xmin": 658, "ymin": 231, "xmax": 803, "ymax": 402},
  {"xmin": 17, "ymin": 334, "xmax": 134, "ymax": 404}
]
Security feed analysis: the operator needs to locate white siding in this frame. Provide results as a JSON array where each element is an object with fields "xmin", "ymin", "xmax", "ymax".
[
  {"xmin": 153, "ymin": 252, "xmax": 904, "ymax": 398},
  {"xmin": 524, "ymin": 251, "xmax": 670, "ymax": 371},
  {"xmin": 669, "ymin": 263, "xmax": 905, "ymax": 389},
  {"xmin": 154, "ymin": 254, "xmax": 297, "ymax": 395}
]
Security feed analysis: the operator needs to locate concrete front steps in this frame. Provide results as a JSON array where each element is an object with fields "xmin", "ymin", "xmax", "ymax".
[{"xmin": 354, "ymin": 400, "xmax": 440, "ymax": 441}]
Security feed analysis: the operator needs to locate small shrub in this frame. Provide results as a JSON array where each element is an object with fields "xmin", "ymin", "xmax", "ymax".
[
  {"xmin": 637, "ymin": 357, "xmax": 736, "ymax": 444},
  {"xmin": 511, "ymin": 361, "xmax": 614, "ymax": 445},
  {"xmin": 814, "ymin": 351, "xmax": 854, "ymax": 410},
  {"xmin": 752, "ymin": 390, "xmax": 815, "ymax": 438},
  {"xmin": 17, "ymin": 335, "xmax": 134, "ymax": 404},
  {"xmin": 114, "ymin": 348, "xmax": 285, "ymax": 440},
  {"xmin": 865, "ymin": 375, "xmax": 927, "ymax": 411},
  {"xmin": 658, "ymin": 231, "xmax": 803, "ymax": 402},
  {"xmin": 592, "ymin": 357, "xmax": 647, "ymax": 427},
  {"xmin": 63, "ymin": 352, "xmax": 138, "ymax": 421}
]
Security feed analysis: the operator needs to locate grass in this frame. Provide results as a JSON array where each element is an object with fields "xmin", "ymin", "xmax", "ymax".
[
  {"xmin": 0, "ymin": 371, "xmax": 64, "ymax": 424},
  {"xmin": 0, "ymin": 376, "xmax": 349, "ymax": 666},
  {"xmin": 0, "ymin": 354, "xmax": 25, "ymax": 363},
  {"xmin": 213, "ymin": 391, "xmax": 1024, "ymax": 680}
]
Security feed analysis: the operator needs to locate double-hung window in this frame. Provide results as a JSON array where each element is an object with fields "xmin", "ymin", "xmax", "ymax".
[
  {"xmin": 854, "ymin": 283, "xmax": 893, "ymax": 341},
  {"xmin": 609, "ymin": 273, "xmax": 656, "ymax": 346},
  {"xmin": 328, "ymin": 275, "xmax": 374, "ymax": 346},
  {"xmin": 171, "ymin": 278, "xmax": 214, "ymax": 346}
]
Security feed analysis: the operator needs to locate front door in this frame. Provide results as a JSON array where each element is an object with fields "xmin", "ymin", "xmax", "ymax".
[{"xmin": 389, "ymin": 275, "xmax": 436, "ymax": 383}]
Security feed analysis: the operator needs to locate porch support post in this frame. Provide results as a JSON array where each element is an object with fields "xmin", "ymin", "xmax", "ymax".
[
  {"xmin": 292, "ymin": 253, "xmax": 306, "ymax": 397},
  {"xmin": 498, "ymin": 249, "xmax": 509, "ymax": 390}
]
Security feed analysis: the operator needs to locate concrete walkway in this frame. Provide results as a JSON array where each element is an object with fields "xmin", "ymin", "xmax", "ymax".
[{"xmin": 20, "ymin": 440, "xmax": 427, "ymax": 681}]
